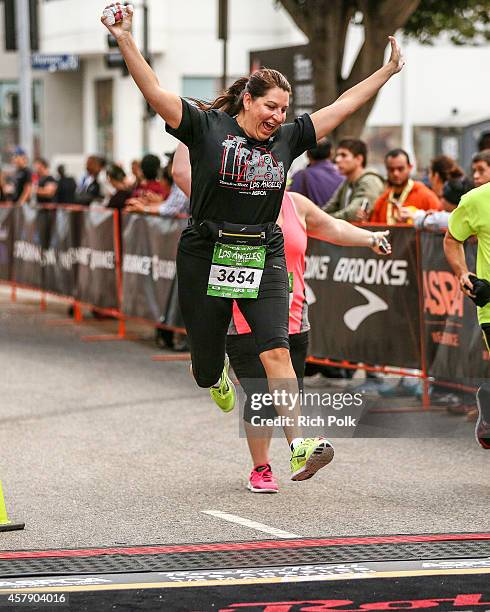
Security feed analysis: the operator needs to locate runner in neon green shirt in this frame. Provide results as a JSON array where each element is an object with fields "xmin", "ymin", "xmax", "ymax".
[{"xmin": 445, "ymin": 181, "xmax": 490, "ymax": 448}]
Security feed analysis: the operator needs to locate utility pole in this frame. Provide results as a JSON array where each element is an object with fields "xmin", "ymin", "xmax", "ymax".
[
  {"xmin": 218, "ymin": 0, "xmax": 228, "ymax": 92},
  {"xmin": 142, "ymin": 0, "xmax": 150, "ymax": 153},
  {"xmin": 15, "ymin": 0, "xmax": 33, "ymax": 160},
  {"xmin": 401, "ymin": 36, "xmax": 415, "ymax": 171}
]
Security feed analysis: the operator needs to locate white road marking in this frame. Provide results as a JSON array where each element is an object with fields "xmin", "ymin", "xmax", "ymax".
[{"xmin": 202, "ymin": 510, "xmax": 301, "ymax": 539}]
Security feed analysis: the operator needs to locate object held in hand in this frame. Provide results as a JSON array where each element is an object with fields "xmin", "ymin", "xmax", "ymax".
[
  {"xmin": 377, "ymin": 236, "xmax": 390, "ymax": 254},
  {"xmin": 103, "ymin": 4, "xmax": 128, "ymax": 25},
  {"xmin": 371, "ymin": 234, "xmax": 390, "ymax": 254},
  {"xmin": 467, "ymin": 274, "xmax": 490, "ymax": 307}
]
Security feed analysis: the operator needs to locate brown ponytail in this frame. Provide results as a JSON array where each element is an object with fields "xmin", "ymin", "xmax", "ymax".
[
  {"xmin": 190, "ymin": 68, "xmax": 291, "ymax": 116},
  {"xmin": 430, "ymin": 155, "xmax": 463, "ymax": 182}
]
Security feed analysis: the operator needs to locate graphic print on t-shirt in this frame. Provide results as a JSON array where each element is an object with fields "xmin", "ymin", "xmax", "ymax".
[{"xmin": 220, "ymin": 135, "xmax": 285, "ymax": 195}]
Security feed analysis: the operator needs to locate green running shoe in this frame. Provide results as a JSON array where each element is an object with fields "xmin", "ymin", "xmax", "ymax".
[
  {"xmin": 290, "ymin": 437, "xmax": 334, "ymax": 481},
  {"xmin": 209, "ymin": 355, "xmax": 236, "ymax": 413}
]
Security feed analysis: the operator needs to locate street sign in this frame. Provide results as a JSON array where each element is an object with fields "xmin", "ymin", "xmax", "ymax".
[{"xmin": 31, "ymin": 54, "xmax": 79, "ymax": 72}]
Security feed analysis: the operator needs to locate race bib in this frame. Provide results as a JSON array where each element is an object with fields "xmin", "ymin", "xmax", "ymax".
[{"xmin": 207, "ymin": 243, "xmax": 266, "ymax": 299}]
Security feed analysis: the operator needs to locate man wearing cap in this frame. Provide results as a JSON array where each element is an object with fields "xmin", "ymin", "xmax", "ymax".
[
  {"xmin": 444, "ymin": 181, "xmax": 490, "ymax": 449},
  {"xmin": 11, "ymin": 147, "xmax": 32, "ymax": 206}
]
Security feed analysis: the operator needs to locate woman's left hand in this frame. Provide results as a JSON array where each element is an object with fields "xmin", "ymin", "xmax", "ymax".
[
  {"xmin": 387, "ymin": 36, "xmax": 405, "ymax": 74},
  {"xmin": 370, "ymin": 230, "xmax": 392, "ymax": 255}
]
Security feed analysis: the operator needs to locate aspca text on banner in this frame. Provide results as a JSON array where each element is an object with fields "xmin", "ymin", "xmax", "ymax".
[{"xmin": 423, "ymin": 270, "xmax": 463, "ymax": 317}]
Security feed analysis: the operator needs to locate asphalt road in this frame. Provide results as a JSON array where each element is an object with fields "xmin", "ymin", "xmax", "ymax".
[{"xmin": 0, "ymin": 287, "xmax": 487, "ymax": 552}]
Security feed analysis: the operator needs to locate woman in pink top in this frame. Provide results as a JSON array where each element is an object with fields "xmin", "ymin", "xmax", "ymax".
[{"xmin": 173, "ymin": 144, "xmax": 390, "ymax": 493}]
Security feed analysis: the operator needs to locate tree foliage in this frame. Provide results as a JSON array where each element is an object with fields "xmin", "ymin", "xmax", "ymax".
[
  {"xmin": 404, "ymin": 0, "xmax": 490, "ymax": 45},
  {"xmin": 275, "ymin": 0, "xmax": 489, "ymax": 139}
]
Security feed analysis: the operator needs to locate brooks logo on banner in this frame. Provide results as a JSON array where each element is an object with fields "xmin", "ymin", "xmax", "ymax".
[
  {"xmin": 333, "ymin": 258, "xmax": 408, "ymax": 286},
  {"xmin": 344, "ymin": 286, "xmax": 388, "ymax": 331}
]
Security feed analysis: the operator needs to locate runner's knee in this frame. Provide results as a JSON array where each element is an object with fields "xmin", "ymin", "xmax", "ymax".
[
  {"xmin": 260, "ymin": 346, "xmax": 291, "ymax": 369},
  {"xmin": 192, "ymin": 368, "xmax": 221, "ymax": 388}
]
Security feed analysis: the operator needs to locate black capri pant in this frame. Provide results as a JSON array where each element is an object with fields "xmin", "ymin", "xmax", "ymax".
[
  {"xmin": 177, "ymin": 248, "xmax": 290, "ymax": 388},
  {"xmin": 226, "ymin": 331, "xmax": 309, "ymax": 422}
]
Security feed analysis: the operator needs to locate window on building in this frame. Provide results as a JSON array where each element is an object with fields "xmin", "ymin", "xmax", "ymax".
[
  {"xmin": 0, "ymin": 80, "xmax": 42, "ymax": 164},
  {"xmin": 182, "ymin": 76, "xmax": 240, "ymax": 103},
  {"xmin": 413, "ymin": 127, "xmax": 436, "ymax": 173},
  {"xmin": 95, "ymin": 78, "xmax": 113, "ymax": 159},
  {"xmin": 182, "ymin": 77, "xmax": 217, "ymax": 103},
  {"xmin": 361, "ymin": 125, "xmax": 402, "ymax": 175}
]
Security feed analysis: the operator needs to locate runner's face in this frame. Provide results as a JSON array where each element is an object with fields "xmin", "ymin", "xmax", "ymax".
[
  {"xmin": 242, "ymin": 87, "xmax": 289, "ymax": 141},
  {"xmin": 473, "ymin": 161, "xmax": 490, "ymax": 187},
  {"xmin": 334, "ymin": 148, "xmax": 362, "ymax": 176},
  {"xmin": 13, "ymin": 155, "xmax": 26, "ymax": 168},
  {"xmin": 386, "ymin": 155, "xmax": 412, "ymax": 187}
]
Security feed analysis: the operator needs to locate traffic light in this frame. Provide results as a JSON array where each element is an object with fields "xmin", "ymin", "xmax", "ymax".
[
  {"xmin": 3, "ymin": 0, "xmax": 39, "ymax": 52},
  {"xmin": 104, "ymin": 34, "xmax": 129, "ymax": 76}
]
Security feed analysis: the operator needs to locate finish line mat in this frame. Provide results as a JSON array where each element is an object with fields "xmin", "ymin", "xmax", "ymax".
[{"xmin": 0, "ymin": 533, "xmax": 488, "ymax": 611}]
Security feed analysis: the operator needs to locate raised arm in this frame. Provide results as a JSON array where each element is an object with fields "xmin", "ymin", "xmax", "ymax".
[
  {"xmin": 291, "ymin": 192, "xmax": 390, "ymax": 255},
  {"xmin": 101, "ymin": 4, "xmax": 182, "ymax": 127},
  {"xmin": 310, "ymin": 37, "xmax": 404, "ymax": 140}
]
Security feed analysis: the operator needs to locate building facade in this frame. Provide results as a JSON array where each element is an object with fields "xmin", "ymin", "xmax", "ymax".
[{"xmin": 0, "ymin": 0, "xmax": 489, "ymax": 175}]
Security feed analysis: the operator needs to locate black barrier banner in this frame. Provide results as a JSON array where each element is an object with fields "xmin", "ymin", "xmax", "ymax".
[
  {"xmin": 76, "ymin": 208, "xmax": 117, "ymax": 309},
  {"xmin": 163, "ymin": 276, "xmax": 184, "ymax": 329},
  {"xmin": 43, "ymin": 208, "xmax": 82, "ymax": 297},
  {"xmin": 11, "ymin": 205, "xmax": 51, "ymax": 290},
  {"xmin": 421, "ymin": 232, "xmax": 488, "ymax": 379},
  {"xmin": 121, "ymin": 214, "xmax": 185, "ymax": 322},
  {"xmin": 306, "ymin": 226, "xmax": 421, "ymax": 368},
  {"xmin": 0, "ymin": 208, "xmax": 13, "ymax": 281}
]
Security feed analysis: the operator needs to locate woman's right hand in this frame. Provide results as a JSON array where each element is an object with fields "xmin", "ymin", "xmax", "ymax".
[
  {"xmin": 101, "ymin": 3, "xmax": 134, "ymax": 40},
  {"xmin": 459, "ymin": 272, "xmax": 476, "ymax": 298}
]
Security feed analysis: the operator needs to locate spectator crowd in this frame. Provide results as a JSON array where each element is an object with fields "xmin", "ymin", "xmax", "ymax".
[
  {"xmin": 288, "ymin": 131, "xmax": 490, "ymax": 231},
  {"xmin": 0, "ymin": 148, "xmax": 190, "ymax": 219},
  {"xmin": 1, "ymin": 133, "xmax": 489, "ymax": 227},
  {"xmin": 1, "ymin": 131, "xmax": 489, "ymax": 407}
]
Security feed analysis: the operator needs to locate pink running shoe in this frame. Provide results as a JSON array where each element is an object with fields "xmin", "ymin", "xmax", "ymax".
[{"xmin": 247, "ymin": 464, "xmax": 278, "ymax": 493}]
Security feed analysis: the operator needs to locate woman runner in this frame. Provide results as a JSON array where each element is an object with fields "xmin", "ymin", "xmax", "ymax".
[
  {"xmin": 102, "ymin": 3, "xmax": 404, "ymax": 481},
  {"xmin": 173, "ymin": 143, "xmax": 391, "ymax": 491}
]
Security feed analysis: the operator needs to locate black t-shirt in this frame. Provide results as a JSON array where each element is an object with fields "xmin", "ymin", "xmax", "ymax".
[
  {"xmin": 36, "ymin": 175, "xmax": 57, "ymax": 204},
  {"xmin": 55, "ymin": 176, "xmax": 77, "ymax": 204},
  {"xmin": 108, "ymin": 189, "xmax": 132, "ymax": 210},
  {"xmin": 166, "ymin": 98, "xmax": 316, "ymax": 259},
  {"xmin": 13, "ymin": 167, "xmax": 32, "ymax": 203}
]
